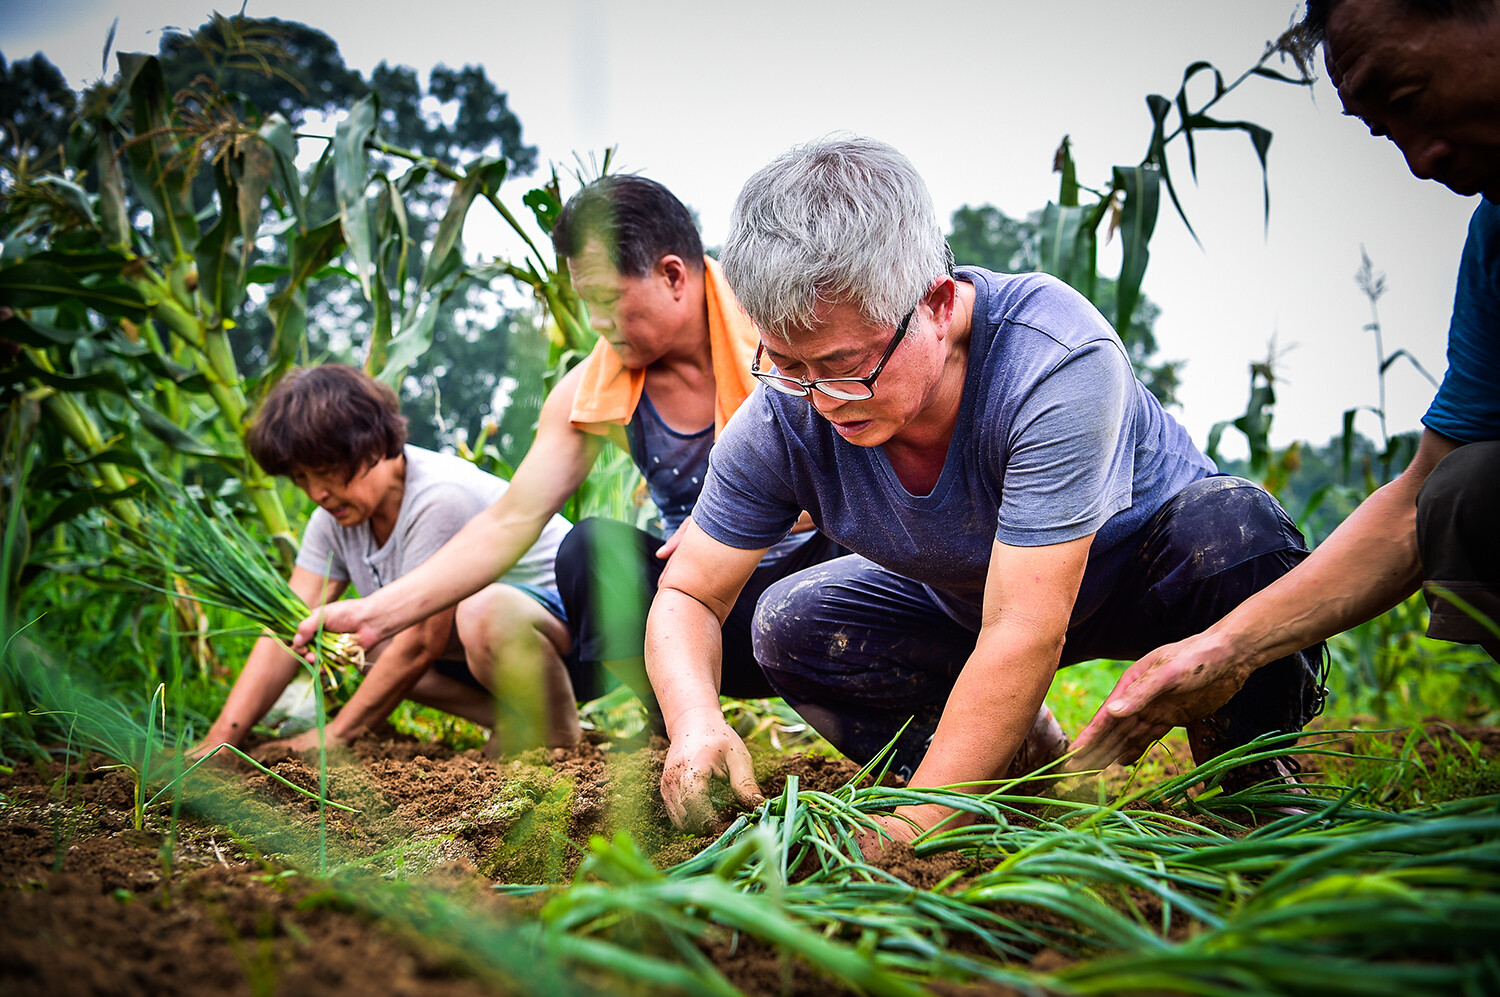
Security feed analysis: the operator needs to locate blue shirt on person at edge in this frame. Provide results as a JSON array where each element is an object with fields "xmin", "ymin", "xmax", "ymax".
[{"xmin": 1424, "ymin": 199, "xmax": 1500, "ymax": 444}]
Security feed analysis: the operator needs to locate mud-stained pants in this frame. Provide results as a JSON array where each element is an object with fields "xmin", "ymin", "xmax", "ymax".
[
  {"xmin": 1418, "ymin": 440, "xmax": 1500, "ymax": 655},
  {"xmin": 752, "ymin": 476, "xmax": 1328, "ymax": 778},
  {"xmin": 556, "ymin": 517, "xmax": 847, "ymax": 708}
]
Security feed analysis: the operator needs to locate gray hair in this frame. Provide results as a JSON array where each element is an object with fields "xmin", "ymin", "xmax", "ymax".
[{"xmin": 722, "ymin": 136, "xmax": 954, "ymax": 341}]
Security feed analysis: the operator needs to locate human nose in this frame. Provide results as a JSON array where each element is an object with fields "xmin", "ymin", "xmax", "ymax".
[
  {"xmin": 807, "ymin": 387, "xmax": 846, "ymax": 416},
  {"xmin": 1397, "ymin": 133, "xmax": 1451, "ymax": 183}
]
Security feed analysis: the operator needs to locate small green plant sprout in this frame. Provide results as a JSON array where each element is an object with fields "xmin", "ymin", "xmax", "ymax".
[
  {"xmin": 95, "ymin": 682, "xmax": 170, "ymax": 831},
  {"xmin": 38, "ymin": 683, "xmax": 357, "ymax": 834}
]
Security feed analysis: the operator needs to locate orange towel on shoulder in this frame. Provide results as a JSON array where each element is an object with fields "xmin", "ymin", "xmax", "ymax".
[{"xmin": 569, "ymin": 257, "xmax": 761, "ymax": 437}]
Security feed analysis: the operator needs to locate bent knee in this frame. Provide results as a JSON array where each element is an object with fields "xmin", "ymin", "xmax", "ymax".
[
  {"xmin": 455, "ymin": 584, "xmax": 518, "ymax": 638},
  {"xmin": 1165, "ymin": 476, "xmax": 1306, "ymax": 569},
  {"xmin": 456, "ymin": 585, "xmax": 565, "ymax": 650},
  {"xmin": 751, "ymin": 565, "xmax": 844, "ymax": 664},
  {"xmin": 555, "ymin": 518, "xmax": 609, "ymax": 586}
]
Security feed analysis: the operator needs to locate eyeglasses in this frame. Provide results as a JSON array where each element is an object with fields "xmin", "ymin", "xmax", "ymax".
[{"xmin": 750, "ymin": 305, "xmax": 915, "ymax": 401}]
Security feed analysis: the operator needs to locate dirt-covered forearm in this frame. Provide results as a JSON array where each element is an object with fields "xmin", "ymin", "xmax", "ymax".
[
  {"xmin": 646, "ymin": 587, "xmax": 730, "ymax": 740},
  {"xmin": 906, "ymin": 622, "xmax": 1059, "ymax": 798}
]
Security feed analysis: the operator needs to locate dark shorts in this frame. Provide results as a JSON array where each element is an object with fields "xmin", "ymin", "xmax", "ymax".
[
  {"xmin": 555, "ymin": 518, "xmax": 848, "ymax": 708},
  {"xmin": 1417, "ymin": 441, "xmax": 1500, "ymax": 647},
  {"xmin": 752, "ymin": 476, "xmax": 1328, "ymax": 774}
]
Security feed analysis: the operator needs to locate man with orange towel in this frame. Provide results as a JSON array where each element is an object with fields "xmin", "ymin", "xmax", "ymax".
[{"xmin": 296, "ymin": 176, "xmax": 840, "ymax": 721}]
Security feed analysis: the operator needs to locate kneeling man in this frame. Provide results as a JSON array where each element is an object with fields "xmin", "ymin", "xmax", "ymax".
[{"xmin": 647, "ymin": 137, "xmax": 1326, "ymax": 838}]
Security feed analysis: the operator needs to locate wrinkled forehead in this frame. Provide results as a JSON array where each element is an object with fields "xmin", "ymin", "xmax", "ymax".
[
  {"xmin": 763, "ymin": 299, "xmax": 888, "ymax": 358},
  {"xmin": 1324, "ymin": 0, "xmax": 1385, "ymax": 90},
  {"xmin": 1323, "ymin": 0, "xmax": 1426, "ymax": 116},
  {"xmin": 566, "ymin": 239, "xmax": 623, "ymax": 291}
]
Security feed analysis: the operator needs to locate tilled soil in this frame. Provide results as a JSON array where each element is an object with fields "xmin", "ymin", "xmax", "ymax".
[
  {"xmin": 4, "ymin": 718, "xmax": 1492, "ymax": 996},
  {"xmin": 0, "ymin": 731, "xmax": 887, "ymax": 996}
]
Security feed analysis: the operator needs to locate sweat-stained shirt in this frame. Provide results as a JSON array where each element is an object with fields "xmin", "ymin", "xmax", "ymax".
[{"xmin": 690, "ymin": 267, "xmax": 1216, "ymax": 632}]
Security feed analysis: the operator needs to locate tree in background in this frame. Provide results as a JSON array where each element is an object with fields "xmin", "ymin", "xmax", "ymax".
[
  {"xmin": 150, "ymin": 16, "xmax": 547, "ymax": 458},
  {"xmin": 1, "ymin": 52, "xmax": 78, "ymax": 166},
  {"xmin": 2, "ymin": 18, "xmax": 555, "ymax": 463},
  {"xmin": 0, "ymin": 13, "xmax": 592, "ymax": 567}
]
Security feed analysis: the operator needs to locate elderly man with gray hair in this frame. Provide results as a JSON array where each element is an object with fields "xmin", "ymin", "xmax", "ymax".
[{"xmin": 646, "ymin": 137, "xmax": 1326, "ymax": 840}]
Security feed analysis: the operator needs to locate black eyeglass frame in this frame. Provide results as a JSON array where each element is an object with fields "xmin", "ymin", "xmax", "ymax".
[{"xmin": 750, "ymin": 305, "xmax": 917, "ymax": 401}]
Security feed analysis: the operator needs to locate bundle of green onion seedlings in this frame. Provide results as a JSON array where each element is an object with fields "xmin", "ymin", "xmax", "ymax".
[{"xmin": 121, "ymin": 489, "xmax": 364, "ymax": 676}]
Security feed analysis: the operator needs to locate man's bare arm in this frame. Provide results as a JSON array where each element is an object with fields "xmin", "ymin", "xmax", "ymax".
[
  {"xmin": 878, "ymin": 535, "xmax": 1091, "ymax": 839},
  {"xmin": 294, "ymin": 364, "xmax": 605, "ymax": 653},
  {"xmin": 648, "ymin": 521, "xmax": 768, "ymax": 830},
  {"xmin": 1071, "ymin": 429, "xmax": 1461, "ymax": 770}
]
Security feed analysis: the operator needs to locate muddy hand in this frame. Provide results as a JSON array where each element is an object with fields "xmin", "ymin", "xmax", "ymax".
[
  {"xmin": 659, "ymin": 720, "xmax": 763, "ymax": 831},
  {"xmin": 1070, "ymin": 636, "xmax": 1250, "ymax": 771},
  {"xmin": 856, "ymin": 812, "xmax": 922, "ymax": 860}
]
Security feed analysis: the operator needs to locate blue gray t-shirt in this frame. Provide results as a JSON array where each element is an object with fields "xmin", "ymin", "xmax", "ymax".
[
  {"xmin": 1423, "ymin": 199, "xmax": 1500, "ymax": 444},
  {"xmin": 693, "ymin": 267, "xmax": 1215, "ymax": 631}
]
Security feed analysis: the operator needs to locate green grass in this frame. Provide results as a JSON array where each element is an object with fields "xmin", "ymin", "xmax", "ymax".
[
  {"xmin": 8, "ymin": 607, "xmax": 1500, "ymax": 995},
  {"xmin": 7, "ymin": 479, "xmax": 1500, "ymax": 996}
]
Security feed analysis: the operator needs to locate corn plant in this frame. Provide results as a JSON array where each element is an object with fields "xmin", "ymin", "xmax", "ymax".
[
  {"xmin": 0, "ymin": 19, "xmax": 594, "ymax": 560},
  {"xmin": 1038, "ymin": 27, "xmax": 1316, "ymax": 340}
]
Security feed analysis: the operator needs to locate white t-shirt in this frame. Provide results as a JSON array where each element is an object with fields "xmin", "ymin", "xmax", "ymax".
[{"xmin": 295, "ymin": 445, "xmax": 569, "ymax": 598}]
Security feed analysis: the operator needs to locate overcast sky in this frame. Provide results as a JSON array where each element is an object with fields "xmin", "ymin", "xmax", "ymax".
[{"xmin": 2, "ymin": 0, "xmax": 1480, "ymax": 458}]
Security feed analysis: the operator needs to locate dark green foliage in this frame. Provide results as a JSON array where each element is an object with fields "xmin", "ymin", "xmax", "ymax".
[
  {"xmin": 1215, "ymin": 428, "xmax": 1418, "ymax": 544},
  {"xmin": 504, "ymin": 736, "xmax": 1500, "ymax": 996},
  {"xmin": 61, "ymin": 15, "xmax": 551, "ymax": 460},
  {"xmin": 946, "ymin": 202, "xmax": 1183, "ymax": 406},
  {"xmin": 946, "ymin": 204, "xmax": 1034, "ymax": 274},
  {"xmin": 0, "ymin": 50, "xmax": 77, "ymax": 166},
  {"xmin": 157, "ymin": 16, "xmax": 364, "ymax": 127},
  {"xmin": 1010, "ymin": 31, "xmax": 1316, "ymax": 420},
  {"xmin": 0, "ymin": 12, "xmax": 614, "ymax": 737}
]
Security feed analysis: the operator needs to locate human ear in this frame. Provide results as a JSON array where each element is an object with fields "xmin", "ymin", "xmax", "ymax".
[
  {"xmin": 929, "ymin": 277, "xmax": 958, "ymax": 328},
  {"xmin": 657, "ymin": 255, "xmax": 689, "ymax": 298}
]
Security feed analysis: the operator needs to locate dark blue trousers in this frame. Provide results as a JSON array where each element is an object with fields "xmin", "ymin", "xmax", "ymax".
[
  {"xmin": 752, "ymin": 476, "xmax": 1328, "ymax": 775},
  {"xmin": 556, "ymin": 517, "xmax": 847, "ymax": 709}
]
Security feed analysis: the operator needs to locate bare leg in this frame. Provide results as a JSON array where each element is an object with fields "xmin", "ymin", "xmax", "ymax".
[
  {"xmin": 405, "ymin": 669, "xmax": 498, "ymax": 728},
  {"xmin": 455, "ymin": 584, "xmax": 581, "ymax": 754}
]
